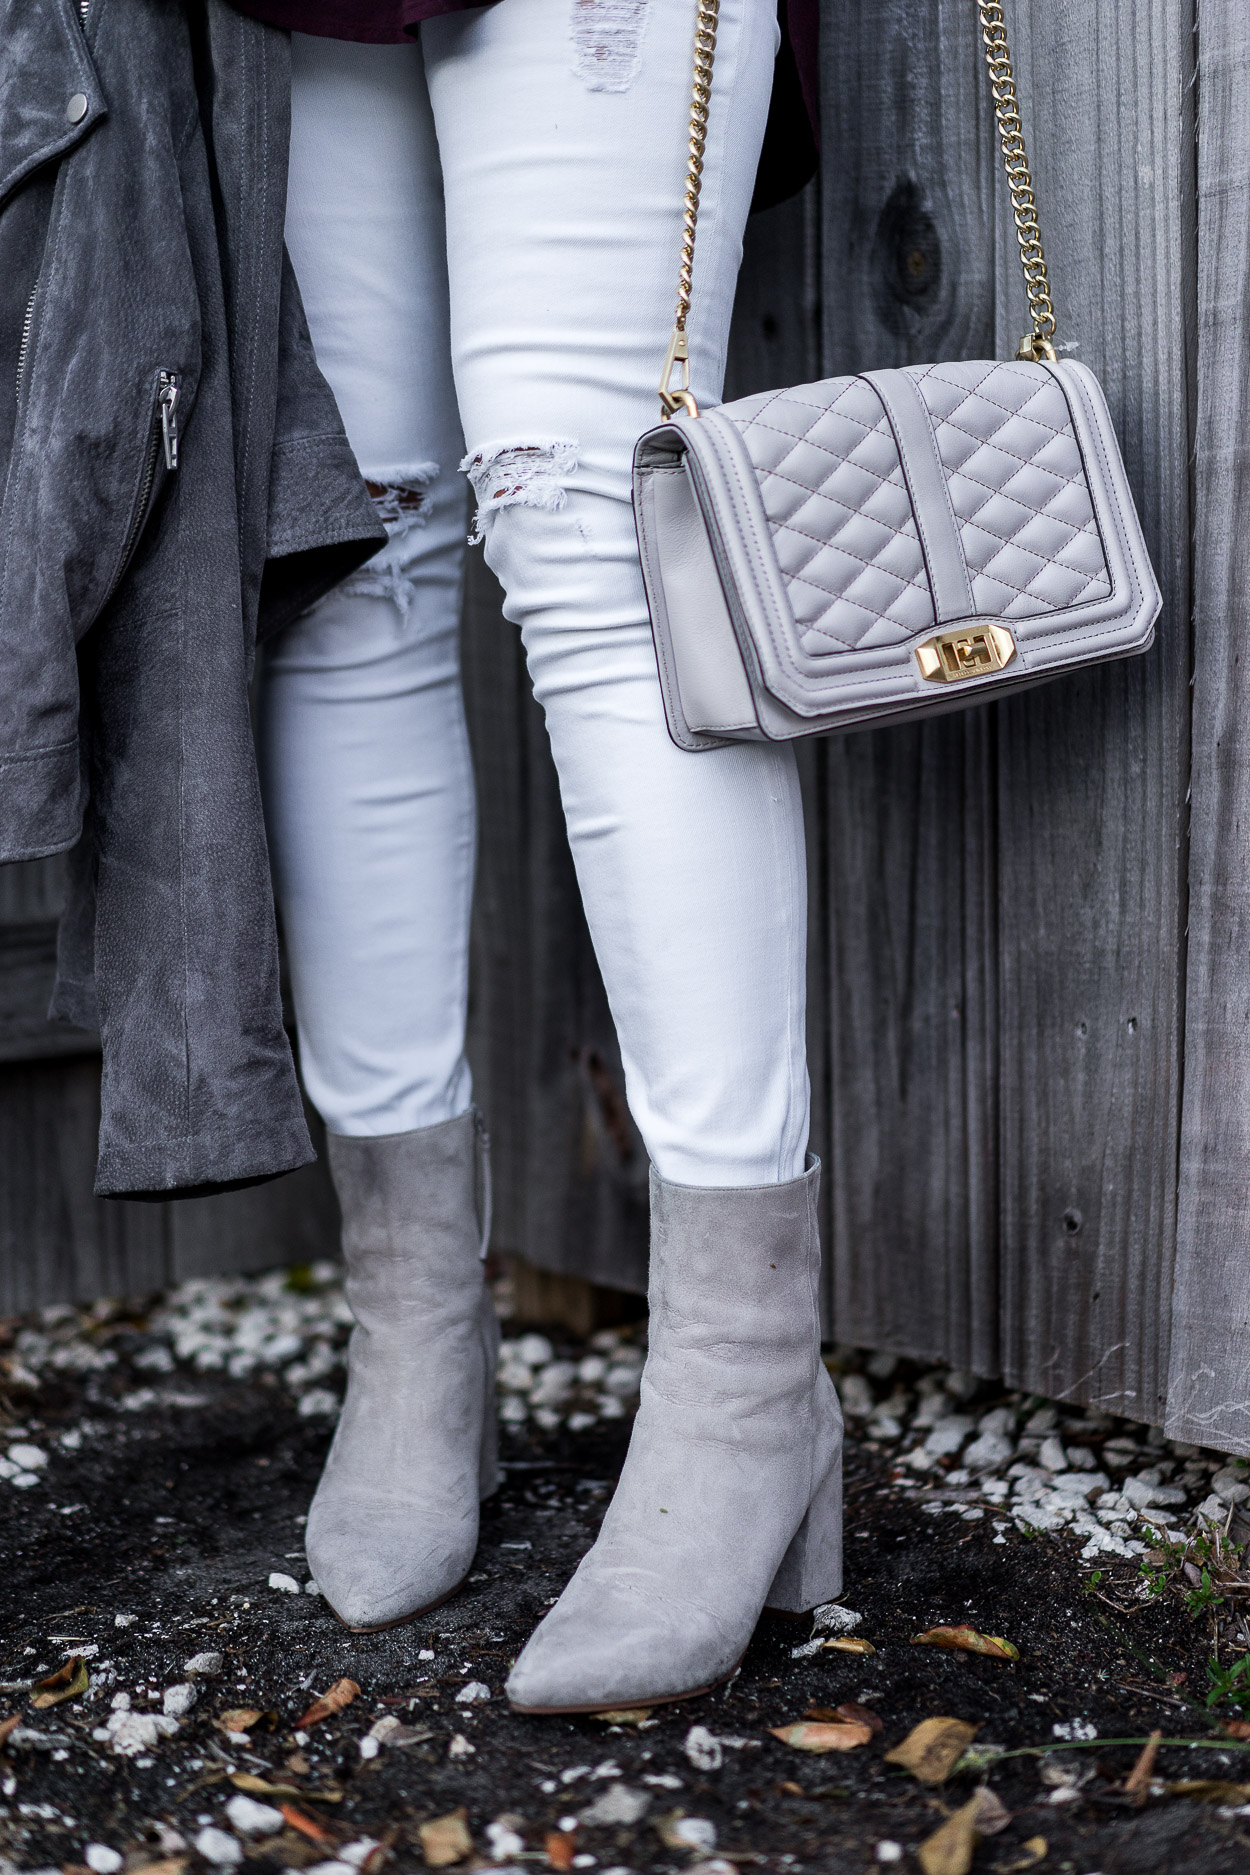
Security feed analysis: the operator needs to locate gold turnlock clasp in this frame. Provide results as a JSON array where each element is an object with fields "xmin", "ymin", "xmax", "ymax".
[
  {"xmin": 659, "ymin": 326, "xmax": 699, "ymax": 421},
  {"xmin": 915, "ymin": 623, "xmax": 1017, "ymax": 684}
]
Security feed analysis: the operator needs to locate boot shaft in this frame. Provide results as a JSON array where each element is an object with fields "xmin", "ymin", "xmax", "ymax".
[
  {"xmin": 644, "ymin": 1157, "xmax": 825, "ymax": 1422},
  {"xmin": 326, "ymin": 1109, "xmax": 489, "ymax": 1327}
]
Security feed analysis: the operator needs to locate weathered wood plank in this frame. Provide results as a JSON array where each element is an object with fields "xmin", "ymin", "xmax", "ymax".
[
  {"xmin": 1168, "ymin": 6, "xmax": 1250, "ymax": 1452},
  {"xmin": 0, "ymin": 923, "xmax": 92, "ymax": 1063},
  {"xmin": 817, "ymin": 0, "xmax": 1000, "ymax": 1373},
  {"xmin": 993, "ymin": 0, "xmax": 1193, "ymax": 1416},
  {"xmin": 0, "ymin": 1057, "xmax": 167, "ymax": 1312},
  {"xmin": 0, "ymin": 857, "xmax": 94, "ymax": 1062},
  {"xmin": 169, "ymin": 1107, "xmax": 339, "ymax": 1283}
]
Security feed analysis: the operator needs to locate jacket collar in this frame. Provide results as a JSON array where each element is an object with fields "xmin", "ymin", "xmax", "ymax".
[{"xmin": 0, "ymin": 0, "xmax": 105, "ymax": 210}]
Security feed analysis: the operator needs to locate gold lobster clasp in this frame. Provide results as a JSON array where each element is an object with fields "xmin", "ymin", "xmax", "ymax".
[
  {"xmin": 659, "ymin": 326, "xmax": 700, "ymax": 420},
  {"xmin": 1015, "ymin": 332, "xmax": 1059, "ymax": 365}
]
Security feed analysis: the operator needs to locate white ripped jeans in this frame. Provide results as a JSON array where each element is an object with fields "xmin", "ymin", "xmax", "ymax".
[{"xmin": 258, "ymin": 0, "xmax": 809, "ymax": 1187}]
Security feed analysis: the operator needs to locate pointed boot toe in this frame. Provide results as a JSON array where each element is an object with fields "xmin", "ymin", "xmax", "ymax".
[
  {"xmin": 307, "ymin": 1495, "xmax": 476, "ymax": 1631},
  {"xmin": 506, "ymin": 1570, "xmax": 737, "ymax": 1713}
]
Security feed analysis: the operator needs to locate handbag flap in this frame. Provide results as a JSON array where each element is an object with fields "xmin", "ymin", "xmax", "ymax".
[{"xmin": 719, "ymin": 360, "xmax": 1113, "ymax": 663}]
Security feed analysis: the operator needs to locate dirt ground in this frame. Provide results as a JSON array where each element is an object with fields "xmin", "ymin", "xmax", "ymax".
[{"xmin": 3, "ymin": 1298, "xmax": 1250, "ymax": 1875}]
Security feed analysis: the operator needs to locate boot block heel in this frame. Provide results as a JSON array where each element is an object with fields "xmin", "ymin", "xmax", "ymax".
[{"xmin": 765, "ymin": 1453, "xmax": 843, "ymax": 1613}]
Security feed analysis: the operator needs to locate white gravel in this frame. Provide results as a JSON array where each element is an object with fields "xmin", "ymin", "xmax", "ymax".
[
  {"xmin": 225, "ymin": 1795, "xmax": 284, "ymax": 1836},
  {"xmin": 195, "ymin": 1827, "xmax": 243, "ymax": 1867},
  {"xmin": 827, "ymin": 1349, "xmax": 1245, "ymax": 1566},
  {"xmin": 6, "ymin": 1259, "xmax": 1243, "ymax": 1582}
]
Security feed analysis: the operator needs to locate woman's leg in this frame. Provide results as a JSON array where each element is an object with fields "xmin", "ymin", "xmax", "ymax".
[
  {"xmin": 258, "ymin": 36, "xmax": 497, "ymax": 1632},
  {"xmin": 422, "ymin": 0, "xmax": 842, "ymax": 1708},
  {"xmin": 260, "ymin": 33, "xmax": 473, "ymax": 1138},
  {"xmin": 422, "ymin": 0, "xmax": 809, "ymax": 1188}
]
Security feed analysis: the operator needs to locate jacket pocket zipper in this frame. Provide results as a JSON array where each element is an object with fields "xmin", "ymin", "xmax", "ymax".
[
  {"xmin": 14, "ymin": 287, "xmax": 38, "ymax": 406},
  {"xmin": 117, "ymin": 371, "xmax": 180, "ymax": 576}
]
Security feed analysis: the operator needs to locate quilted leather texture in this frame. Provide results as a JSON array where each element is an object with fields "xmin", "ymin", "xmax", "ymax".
[
  {"xmin": 913, "ymin": 361, "xmax": 1112, "ymax": 617},
  {"xmin": 723, "ymin": 361, "xmax": 1111, "ymax": 657},
  {"xmin": 724, "ymin": 380, "xmax": 933, "ymax": 656}
]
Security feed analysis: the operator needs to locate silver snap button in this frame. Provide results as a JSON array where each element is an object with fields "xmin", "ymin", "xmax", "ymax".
[{"xmin": 67, "ymin": 93, "xmax": 89, "ymax": 124}]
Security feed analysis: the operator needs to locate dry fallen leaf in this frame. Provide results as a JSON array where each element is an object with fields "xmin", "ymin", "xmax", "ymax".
[
  {"xmin": 997, "ymin": 1837, "xmax": 1049, "ymax": 1867},
  {"xmin": 129, "ymin": 1858, "xmax": 189, "ymax": 1875},
  {"xmin": 768, "ymin": 1720, "xmax": 874, "ymax": 1752},
  {"xmin": 913, "ymin": 1627, "xmax": 1019, "ymax": 1662},
  {"xmin": 1223, "ymin": 1720, "xmax": 1250, "ymax": 1741},
  {"xmin": 967, "ymin": 1787, "xmax": 1012, "ymax": 1836},
  {"xmin": 544, "ymin": 1830, "xmax": 576, "ymax": 1871},
  {"xmin": 822, "ymin": 1636, "xmax": 876, "ymax": 1655},
  {"xmin": 420, "ymin": 1810, "xmax": 473, "ymax": 1868},
  {"xmin": 215, "ymin": 1708, "xmax": 263, "ymax": 1734},
  {"xmin": 230, "ymin": 1772, "xmax": 342, "ymax": 1805},
  {"xmin": 30, "ymin": 1656, "xmax": 89, "ymax": 1709},
  {"xmin": 993, "ymin": 1840, "xmax": 1048, "ymax": 1874},
  {"xmin": 804, "ymin": 1702, "xmax": 884, "ymax": 1735},
  {"xmin": 1123, "ymin": 1729, "xmax": 1162, "ymax": 1806},
  {"xmin": 298, "ymin": 1678, "xmax": 361, "ymax": 1728},
  {"xmin": 918, "ymin": 1800, "xmax": 979, "ymax": 1875},
  {"xmin": 0, "ymin": 1714, "xmax": 20, "ymax": 1750},
  {"xmin": 280, "ymin": 1804, "xmax": 335, "ymax": 1845},
  {"xmin": 1165, "ymin": 1779, "xmax": 1250, "ymax": 1804},
  {"xmin": 917, "ymin": 1787, "xmax": 1011, "ymax": 1875},
  {"xmin": 884, "ymin": 1718, "xmax": 980, "ymax": 1785},
  {"xmin": 595, "ymin": 1708, "xmax": 652, "ymax": 1724}
]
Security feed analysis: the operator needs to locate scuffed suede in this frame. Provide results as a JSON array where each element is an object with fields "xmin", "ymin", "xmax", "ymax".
[
  {"xmin": 506, "ymin": 1158, "xmax": 843, "ymax": 1712},
  {"xmin": 306, "ymin": 1111, "xmax": 500, "ymax": 1630}
]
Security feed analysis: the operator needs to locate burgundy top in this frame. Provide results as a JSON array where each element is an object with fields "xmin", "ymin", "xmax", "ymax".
[{"xmin": 235, "ymin": 1, "xmax": 821, "ymax": 140}]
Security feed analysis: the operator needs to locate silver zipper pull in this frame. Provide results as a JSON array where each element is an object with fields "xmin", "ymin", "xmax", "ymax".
[{"xmin": 159, "ymin": 373, "xmax": 180, "ymax": 471}]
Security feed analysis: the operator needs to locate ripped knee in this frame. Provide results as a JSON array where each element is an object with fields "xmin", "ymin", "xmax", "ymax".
[
  {"xmin": 461, "ymin": 438, "xmax": 580, "ymax": 545},
  {"xmin": 332, "ymin": 462, "xmax": 443, "ymax": 617},
  {"xmin": 570, "ymin": 0, "xmax": 651, "ymax": 93},
  {"xmin": 363, "ymin": 476, "xmax": 434, "ymax": 529}
]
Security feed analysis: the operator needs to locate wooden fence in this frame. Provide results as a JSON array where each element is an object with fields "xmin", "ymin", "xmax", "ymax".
[{"xmin": 2, "ymin": 1, "xmax": 1247, "ymax": 1452}]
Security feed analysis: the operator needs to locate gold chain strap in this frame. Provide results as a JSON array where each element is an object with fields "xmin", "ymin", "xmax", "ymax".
[
  {"xmin": 658, "ymin": 0, "xmax": 720, "ymax": 418},
  {"xmin": 659, "ymin": 0, "xmax": 1059, "ymax": 417},
  {"xmin": 978, "ymin": 2, "xmax": 1058, "ymax": 361}
]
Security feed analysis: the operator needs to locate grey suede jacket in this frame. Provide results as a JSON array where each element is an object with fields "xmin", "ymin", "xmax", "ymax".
[{"xmin": 0, "ymin": 0, "xmax": 385, "ymax": 1198}]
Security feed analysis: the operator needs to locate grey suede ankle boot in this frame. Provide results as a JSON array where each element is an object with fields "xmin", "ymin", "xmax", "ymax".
[
  {"xmin": 505, "ymin": 1157, "xmax": 842, "ymax": 1713},
  {"xmin": 305, "ymin": 1109, "xmax": 499, "ymax": 1631}
]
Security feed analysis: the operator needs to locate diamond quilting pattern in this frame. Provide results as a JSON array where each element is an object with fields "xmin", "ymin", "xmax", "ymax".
[
  {"xmin": 912, "ymin": 361, "xmax": 1112, "ymax": 617},
  {"xmin": 727, "ymin": 381, "xmax": 934, "ymax": 655}
]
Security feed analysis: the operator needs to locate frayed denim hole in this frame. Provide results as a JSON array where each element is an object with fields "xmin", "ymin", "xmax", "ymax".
[
  {"xmin": 461, "ymin": 440, "xmax": 580, "ymax": 545},
  {"xmin": 570, "ymin": 0, "xmax": 651, "ymax": 94},
  {"xmin": 311, "ymin": 469, "xmax": 444, "ymax": 622}
]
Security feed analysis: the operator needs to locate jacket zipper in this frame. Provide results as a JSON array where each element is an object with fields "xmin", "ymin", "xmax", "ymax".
[
  {"xmin": 17, "ymin": 9, "xmax": 90, "ymax": 403},
  {"xmin": 117, "ymin": 372, "xmax": 180, "ymax": 575},
  {"xmin": 14, "ymin": 288, "xmax": 37, "ymax": 406}
]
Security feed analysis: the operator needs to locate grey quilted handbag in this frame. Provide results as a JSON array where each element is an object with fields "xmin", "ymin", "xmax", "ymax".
[{"xmin": 633, "ymin": 2, "xmax": 1162, "ymax": 750}]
